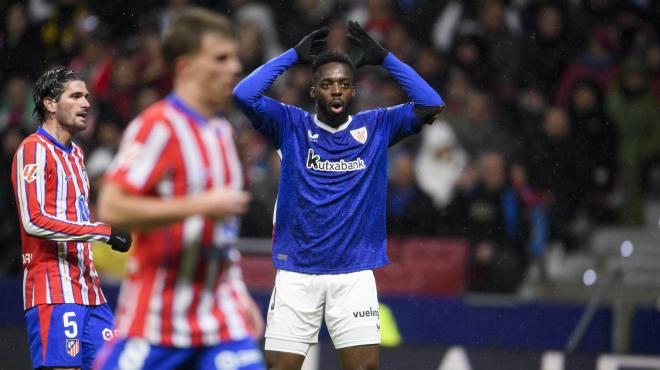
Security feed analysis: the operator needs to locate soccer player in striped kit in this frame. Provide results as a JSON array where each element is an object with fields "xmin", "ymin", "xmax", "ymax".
[
  {"xmin": 94, "ymin": 7, "xmax": 266, "ymax": 370},
  {"xmin": 11, "ymin": 66, "xmax": 133, "ymax": 369}
]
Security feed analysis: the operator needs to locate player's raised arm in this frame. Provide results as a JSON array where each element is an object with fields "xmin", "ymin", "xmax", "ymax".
[
  {"xmin": 232, "ymin": 27, "xmax": 328, "ymax": 127},
  {"xmin": 347, "ymin": 21, "xmax": 445, "ymax": 124}
]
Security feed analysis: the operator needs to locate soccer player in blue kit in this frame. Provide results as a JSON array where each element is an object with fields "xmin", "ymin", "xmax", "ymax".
[{"xmin": 233, "ymin": 21, "xmax": 444, "ymax": 370}]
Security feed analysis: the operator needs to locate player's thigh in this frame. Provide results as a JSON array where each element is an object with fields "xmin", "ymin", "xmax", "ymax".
[
  {"xmin": 81, "ymin": 304, "xmax": 116, "ymax": 369},
  {"xmin": 264, "ymin": 349, "xmax": 305, "ymax": 370},
  {"xmin": 25, "ymin": 304, "xmax": 88, "ymax": 369},
  {"xmin": 324, "ymin": 270, "xmax": 381, "ymax": 349},
  {"xmin": 264, "ymin": 270, "xmax": 325, "ymax": 352},
  {"xmin": 94, "ymin": 337, "xmax": 193, "ymax": 370},
  {"xmin": 337, "ymin": 344, "xmax": 379, "ymax": 370},
  {"xmin": 197, "ymin": 337, "xmax": 265, "ymax": 370}
]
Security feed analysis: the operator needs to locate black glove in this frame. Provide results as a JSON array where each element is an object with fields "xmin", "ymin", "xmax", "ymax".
[
  {"xmin": 294, "ymin": 27, "xmax": 328, "ymax": 64},
  {"xmin": 347, "ymin": 20, "xmax": 388, "ymax": 68},
  {"xmin": 107, "ymin": 228, "xmax": 132, "ymax": 253}
]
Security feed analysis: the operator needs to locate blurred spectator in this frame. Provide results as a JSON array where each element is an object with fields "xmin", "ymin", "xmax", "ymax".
[
  {"xmin": 449, "ymin": 90, "xmax": 516, "ymax": 159},
  {"xmin": 69, "ymin": 32, "xmax": 115, "ymax": 99},
  {"xmin": 383, "ymin": 21, "xmax": 416, "ymax": 63},
  {"xmin": 478, "ymin": 0, "xmax": 521, "ymax": 98},
  {"xmin": 233, "ymin": 0, "xmax": 283, "ymax": 64},
  {"xmin": 451, "ymin": 34, "xmax": 492, "ymax": 91},
  {"xmin": 98, "ymin": 55, "xmax": 139, "ymax": 124},
  {"xmin": 519, "ymin": 3, "xmax": 571, "ymax": 99},
  {"xmin": 645, "ymin": 42, "xmax": 660, "ymax": 99},
  {"xmin": 413, "ymin": 47, "xmax": 448, "ymax": 94},
  {"xmin": 39, "ymin": 0, "xmax": 92, "ymax": 64},
  {"xmin": 556, "ymin": 25, "xmax": 618, "ymax": 106},
  {"xmin": 447, "ymin": 151, "xmax": 528, "ymax": 293},
  {"xmin": 387, "ymin": 152, "xmax": 437, "ymax": 236},
  {"xmin": 415, "ymin": 121, "xmax": 468, "ymax": 210},
  {"xmin": 0, "ymin": 2, "xmax": 45, "ymax": 81},
  {"xmin": 0, "ymin": 127, "xmax": 26, "ymax": 274},
  {"xmin": 0, "ymin": 77, "xmax": 36, "ymax": 132},
  {"xmin": 606, "ymin": 57, "xmax": 660, "ymax": 224},
  {"xmin": 523, "ymin": 106, "xmax": 583, "ymax": 250},
  {"xmin": 613, "ymin": 2, "xmax": 656, "ymax": 58},
  {"xmin": 568, "ymin": 80, "xmax": 617, "ymax": 222},
  {"xmin": 86, "ymin": 115, "xmax": 123, "ymax": 208}
]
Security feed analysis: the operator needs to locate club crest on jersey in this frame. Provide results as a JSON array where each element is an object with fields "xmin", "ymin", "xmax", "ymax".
[
  {"xmin": 306, "ymin": 149, "xmax": 366, "ymax": 172},
  {"xmin": 21, "ymin": 164, "xmax": 40, "ymax": 183},
  {"xmin": 66, "ymin": 338, "xmax": 80, "ymax": 357},
  {"xmin": 350, "ymin": 127, "xmax": 368, "ymax": 144}
]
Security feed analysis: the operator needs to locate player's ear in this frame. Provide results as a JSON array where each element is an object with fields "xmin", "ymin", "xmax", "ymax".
[
  {"xmin": 44, "ymin": 97, "xmax": 57, "ymax": 114},
  {"xmin": 351, "ymin": 85, "xmax": 356, "ymax": 97},
  {"xmin": 310, "ymin": 86, "xmax": 316, "ymax": 98},
  {"xmin": 175, "ymin": 55, "xmax": 190, "ymax": 79}
]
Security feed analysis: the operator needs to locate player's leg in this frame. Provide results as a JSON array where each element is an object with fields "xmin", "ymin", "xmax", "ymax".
[
  {"xmin": 337, "ymin": 345, "xmax": 379, "ymax": 370},
  {"xmin": 81, "ymin": 303, "xmax": 116, "ymax": 369},
  {"xmin": 25, "ymin": 304, "xmax": 88, "ymax": 369},
  {"xmin": 93, "ymin": 337, "xmax": 193, "ymax": 370},
  {"xmin": 197, "ymin": 336, "xmax": 266, "ymax": 369},
  {"xmin": 264, "ymin": 270, "xmax": 325, "ymax": 370},
  {"xmin": 325, "ymin": 270, "xmax": 380, "ymax": 370}
]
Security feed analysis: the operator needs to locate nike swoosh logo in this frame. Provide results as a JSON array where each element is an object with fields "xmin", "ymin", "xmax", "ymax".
[
  {"xmin": 65, "ymin": 176, "xmax": 72, "ymax": 182},
  {"xmin": 116, "ymin": 237, "xmax": 127, "ymax": 243}
]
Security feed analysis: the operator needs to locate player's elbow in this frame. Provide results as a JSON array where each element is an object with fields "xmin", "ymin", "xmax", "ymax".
[
  {"xmin": 413, "ymin": 104, "xmax": 444, "ymax": 124},
  {"xmin": 232, "ymin": 83, "xmax": 250, "ymax": 107},
  {"xmin": 22, "ymin": 214, "xmax": 47, "ymax": 238}
]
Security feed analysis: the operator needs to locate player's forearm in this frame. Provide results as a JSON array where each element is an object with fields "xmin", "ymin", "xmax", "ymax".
[
  {"xmin": 232, "ymin": 48, "xmax": 298, "ymax": 116},
  {"xmin": 21, "ymin": 211, "xmax": 111, "ymax": 242},
  {"xmin": 382, "ymin": 53, "xmax": 445, "ymax": 108},
  {"xmin": 97, "ymin": 182, "xmax": 211, "ymax": 230}
]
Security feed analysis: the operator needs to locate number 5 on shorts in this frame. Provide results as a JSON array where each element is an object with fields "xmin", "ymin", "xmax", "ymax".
[{"xmin": 63, "ymin": 312, "xmax": 78, "ymax": 338}]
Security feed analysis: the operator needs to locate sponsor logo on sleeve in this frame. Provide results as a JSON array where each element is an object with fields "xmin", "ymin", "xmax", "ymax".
[{"xmin": 21, "ymin": 164, "xmax": 41, "ymax": 183}]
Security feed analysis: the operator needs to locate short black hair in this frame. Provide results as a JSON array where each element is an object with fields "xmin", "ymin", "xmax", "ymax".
[
  {"xmin": 311, "ymin": 50, "xmax": 355, "ymax": 81},
  {"xmin": 33, "ymin": 66, "xmax": 83, "ymax": 122}
]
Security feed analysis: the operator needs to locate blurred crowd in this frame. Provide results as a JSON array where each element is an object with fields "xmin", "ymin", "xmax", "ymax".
[{"xmin": 1, "ymin": 0, "xmax": 659, "ymax": 293}]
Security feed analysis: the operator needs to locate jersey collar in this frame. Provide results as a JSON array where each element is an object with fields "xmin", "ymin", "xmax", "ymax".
[
  {"xmin": 36, "ymin": 127, "xmax": 73, "ymax": 153},
  {"xmin": 166, "ymin": 93, "xmax": 223, "ymax": 127},
  {"xmin": 314, "ymin": 114, "xmax": 352, "ymax": 133}
]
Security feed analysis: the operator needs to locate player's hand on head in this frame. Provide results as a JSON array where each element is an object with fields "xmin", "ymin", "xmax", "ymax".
[
  {"xmin": 201, "ymin": 188, "xmax": 252, "ymax": 219},
  {"xmin": 347, "ymin": 20, "xmax": 388, "ymax": 68},
  {"xmin": 294, "ymin": 27, "xmax": 328, "ymax": 64},
  {"xmin": 108, "ymin": 228, "xmax": 133, "ymax": 253}
]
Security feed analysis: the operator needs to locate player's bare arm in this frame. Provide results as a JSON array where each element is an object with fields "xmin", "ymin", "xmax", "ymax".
[{"xmin": 98, "ymin": 181, "xmax": 251, "ymax": 230}]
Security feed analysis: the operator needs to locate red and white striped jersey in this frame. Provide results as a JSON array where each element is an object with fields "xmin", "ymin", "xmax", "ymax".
[
  {"xmin": 105, "ymin": 95, "xmax": 252, "ymax": 347},
  {"xmin": 12, "ymin": 128, "xmax": 112, "ymax": 310}
]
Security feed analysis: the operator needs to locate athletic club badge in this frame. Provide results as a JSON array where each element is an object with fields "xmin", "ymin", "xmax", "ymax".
[
  {"xmin": 350, "ymin": 127, "xmax": 368, "ymax": 144},
  {"xmin": 66, "ymin": 338, "xmax": 80, "ymax": 357}
]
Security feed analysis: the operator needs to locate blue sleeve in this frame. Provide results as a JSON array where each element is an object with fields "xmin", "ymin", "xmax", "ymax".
[
  {"xmin": 381, "ymin": 52, "xmax": 444, "ymax": 108},
  {"xmin": 378, "ymin": 53, "xmax": 445, "ymax": 144},
  {"xmin": 232, "ymin": 48, "xmax": 300, "ymax": 147}
]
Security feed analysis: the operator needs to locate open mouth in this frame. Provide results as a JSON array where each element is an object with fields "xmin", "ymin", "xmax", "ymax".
[
  {"xmin": 330, "ymin": 100, "xmax": 344, "ymax": 114},
  {"xmin": 77, "ymin": 112, "xmax": 88, "ymax": 120}
]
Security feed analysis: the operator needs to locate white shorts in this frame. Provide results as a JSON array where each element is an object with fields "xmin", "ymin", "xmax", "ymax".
[{"xmin": 264, "ymin": 269, "xmax": 381, "ymax": 356}]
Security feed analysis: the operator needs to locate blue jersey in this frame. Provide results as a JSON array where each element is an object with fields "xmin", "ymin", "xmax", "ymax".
[{"xmin": 234, "ymin": 49, "xmax": 443, "ymax": 274}]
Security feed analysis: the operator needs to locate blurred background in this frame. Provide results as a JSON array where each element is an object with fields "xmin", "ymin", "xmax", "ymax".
[{"xmin": 1, "ymin": 0, "xmax": 660, "ymax": 368}]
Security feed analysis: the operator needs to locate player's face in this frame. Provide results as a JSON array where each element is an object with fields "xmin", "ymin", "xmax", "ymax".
[
  {"xmin": 189, "ymin": 32, "xmax": 242, "ymax": 108},
  {"xmin": 53, "ymin": 80, "xmax": 91, "ymax": 133},
  {"xmin": 311, "ymin": 62, "xmax": 355, "ymax": 126}
]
